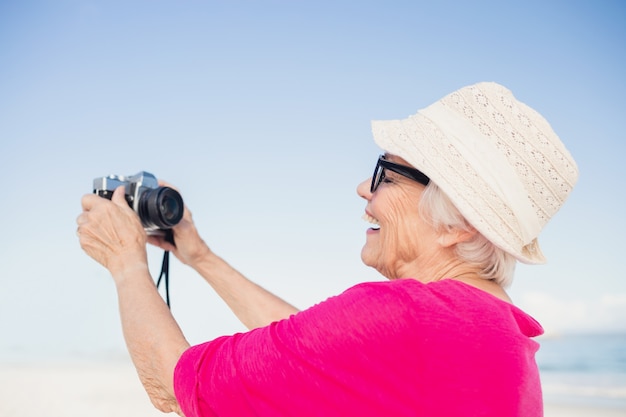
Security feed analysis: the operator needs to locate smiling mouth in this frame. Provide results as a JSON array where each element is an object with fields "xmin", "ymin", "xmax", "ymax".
[{"xmin": 362, "ymin": 213, "xmax": 380, "ymax": 230}]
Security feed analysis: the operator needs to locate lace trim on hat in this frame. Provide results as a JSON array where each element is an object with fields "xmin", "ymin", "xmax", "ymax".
[
  {"xmin": 401, "ymin": 114, "xmax": 529, "ymax": 257},
  {"xmin": 420, "ymin": 101, "xmax": 542, "ymax": 245},
  {"xmin": 443, "ymin": 84, "xmax": 578, "ymax": 226}
]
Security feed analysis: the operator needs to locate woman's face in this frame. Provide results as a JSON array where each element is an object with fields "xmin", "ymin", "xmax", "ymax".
[{"xmin": 357, "ymin": 154, "xmax": 443, "ymax": 280}]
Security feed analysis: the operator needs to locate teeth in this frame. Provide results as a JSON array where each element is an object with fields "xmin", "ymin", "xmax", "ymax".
[{"xmin": 362, "ymin": 213, "xmax": 379, "ymax": 226}]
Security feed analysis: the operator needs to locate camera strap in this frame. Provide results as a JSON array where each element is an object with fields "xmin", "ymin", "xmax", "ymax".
[
  {"xmin": 155, "ymin": 230, "xmax": 174, "ymax": 309},
  {"xmin": 156, "ymin": 250, "xmax": 171, "ymax": 308}
]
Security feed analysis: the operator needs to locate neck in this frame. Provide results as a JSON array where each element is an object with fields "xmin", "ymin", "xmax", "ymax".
[
  {"xmin": 386, "ymin": 255, "xmax": 512, "ymax": 303},
  {"xmin": 391, "ymin": 252, "xmax": 482, "ymax": 284}
]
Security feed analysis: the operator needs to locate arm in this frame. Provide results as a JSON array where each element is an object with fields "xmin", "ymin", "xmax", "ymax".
[
  {"xmin": 114, "ymin": 265, "xmax": 190, "ymax": 415},
  {"xmin": 77, "ymin": 187, "xmax": 189, "ymax": 415},
  {"xmin": 147, "ymin": 196, "xmax": 299, "ymax": 330},
  {"xmin": 188, "ymin": 247, "xmax": 300, "ymax": 330}
]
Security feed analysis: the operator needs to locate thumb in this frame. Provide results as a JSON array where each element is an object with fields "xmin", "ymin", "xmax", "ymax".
[{"xmin": 111, "ymin": 185, "xmax": 129, "ymax": 207}]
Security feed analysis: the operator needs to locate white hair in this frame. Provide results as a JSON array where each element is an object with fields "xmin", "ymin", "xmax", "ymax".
[{"xmin": 419, "ymin": 182, "xmax": 517, "ymax": 287}]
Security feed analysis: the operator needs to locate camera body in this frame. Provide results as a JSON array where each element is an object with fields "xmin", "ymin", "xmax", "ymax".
[{"xmin": 93, "ymin": 171, "xmax": 184, "ymax": 232}]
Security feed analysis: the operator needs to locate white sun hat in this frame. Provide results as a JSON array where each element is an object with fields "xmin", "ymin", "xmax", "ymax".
[{"xmin": 371, "ymin": 82, "xmax": 579, "ymax": 264}]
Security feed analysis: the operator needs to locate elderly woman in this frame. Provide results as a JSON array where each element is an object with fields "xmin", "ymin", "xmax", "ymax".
[{"xmin": 77, "ymin": 82, "xmax": 578, "ymax": 417}]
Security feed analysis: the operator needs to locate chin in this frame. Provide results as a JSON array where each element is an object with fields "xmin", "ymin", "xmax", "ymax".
[
  {"xmin": 360, "ymin": 248, "xmax": 375, "ymax": 269},
  {"xmin": 360, "ymin": 249, "xmax": 385, "ymax": 276}
]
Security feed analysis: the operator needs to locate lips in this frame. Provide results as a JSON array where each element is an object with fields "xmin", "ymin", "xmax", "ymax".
[{"xmin": 362, "ymin": 213, "xmax": 380, "ymax": 230}]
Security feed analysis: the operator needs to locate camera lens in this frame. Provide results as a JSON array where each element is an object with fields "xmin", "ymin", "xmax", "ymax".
[{"xmin": 138, "ymin": 187, "xmax": 184, "ymax": 230}]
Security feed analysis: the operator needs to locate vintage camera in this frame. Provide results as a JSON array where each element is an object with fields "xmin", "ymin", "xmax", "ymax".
[{"xmin": 93, "ymin": 171, "xmax": 184, "ymax": 232}]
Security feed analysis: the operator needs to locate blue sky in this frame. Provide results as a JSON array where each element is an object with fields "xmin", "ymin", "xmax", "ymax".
[{"xmin": 1, "ymin": 0, "xmax": 625, "ymax": 359}]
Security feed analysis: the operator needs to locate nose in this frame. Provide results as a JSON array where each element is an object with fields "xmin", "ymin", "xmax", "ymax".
[{"xmin": 357, "ymin": 178, "xmax": 372, "ymax": 200}]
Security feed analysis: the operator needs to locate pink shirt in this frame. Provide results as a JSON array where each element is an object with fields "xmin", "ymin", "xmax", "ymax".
[{"xmin": 174, "ymin": 279, "xmax": 543, "ymax": 417}]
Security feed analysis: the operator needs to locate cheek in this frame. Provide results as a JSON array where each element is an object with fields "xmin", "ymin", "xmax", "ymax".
[{"xmin": 380, "ymin": 194, "xmax": 424, "ymax": 258}]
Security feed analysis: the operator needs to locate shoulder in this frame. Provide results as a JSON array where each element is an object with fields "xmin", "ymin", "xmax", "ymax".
[
  {"xmin": 328, "ymin": 279, "xmax": 542, "ymax": 336},
  {"xmin": 338, "ymin": 278, "xmax": 491, "ymax": 310},
  {"xmin": 288, "ymin": 279, "xmax": 467, "ymax": 332}
]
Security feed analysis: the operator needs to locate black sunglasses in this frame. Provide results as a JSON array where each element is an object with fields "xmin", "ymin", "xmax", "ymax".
[{"xmin": 370, "ymin": 155, "xmax": 430, "ymax": 193}]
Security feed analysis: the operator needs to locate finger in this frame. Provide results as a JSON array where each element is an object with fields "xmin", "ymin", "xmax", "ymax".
[
  {"xmin": 147, "ymin": 234, "xmax": 176, "ymax": 252},
  {"xmin": 111, "ymin": 185, "xmax": 128, "ymax": 207},
  {"xmin": 76, "ymin": 212, "xmax": 87, "ymax": 226},
  {"xmin": 157, "ymin": 179, "xmax": 180, "ymax": 192},
  {"xmin": 81, "ymin": 192, "xmax": 107, "ymax": 211}
]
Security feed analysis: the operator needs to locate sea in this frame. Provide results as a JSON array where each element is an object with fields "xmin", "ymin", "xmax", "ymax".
[{"xmin": 537, "ymin": 333, "xmax": 626, "ymax": 410}]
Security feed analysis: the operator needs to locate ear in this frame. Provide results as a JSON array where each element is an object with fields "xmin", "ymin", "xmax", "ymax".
[{"xmin": 437, "ymin": 226, "xmax": 477, "ymax": 248}]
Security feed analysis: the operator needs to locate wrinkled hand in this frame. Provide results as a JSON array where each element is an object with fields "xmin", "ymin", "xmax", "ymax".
[
  {"xmin": 146, "ymin": 180, "xmax": 211, "ymax": 268},
  {"xmin": 77, "ymin": 186, "xmax": 148, "ymax": 278}
]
